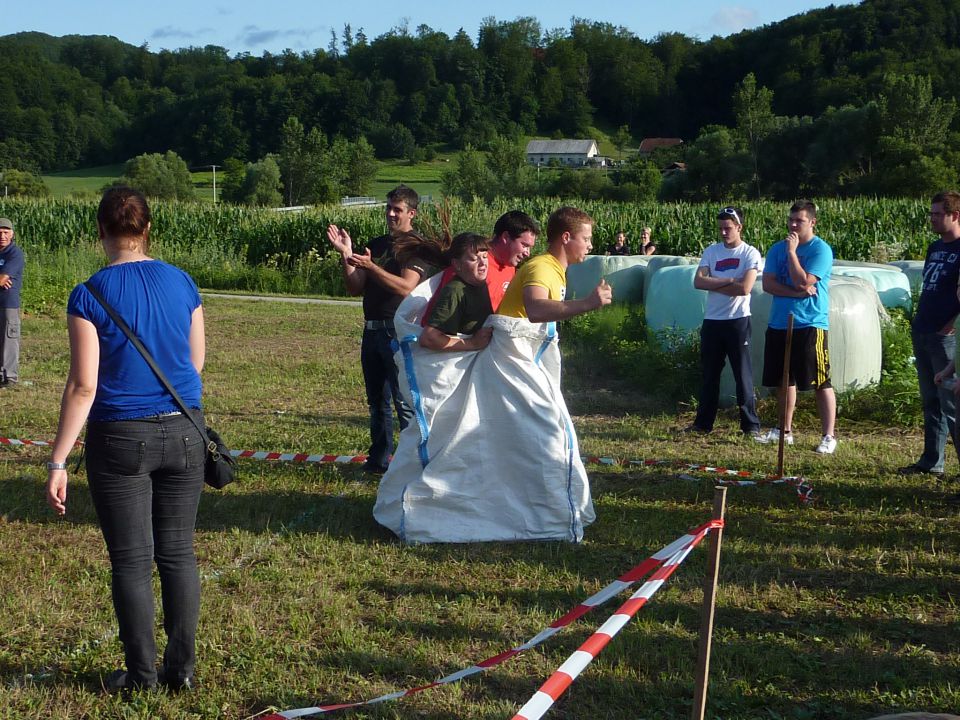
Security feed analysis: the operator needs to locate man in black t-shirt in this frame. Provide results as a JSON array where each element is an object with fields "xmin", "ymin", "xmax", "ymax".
[
  {"xmin": 327, "ymin": 185, "xmax": 429, "ymax": 473},
  {"xmin": 899, "ymin": 190, "xmax": 960, "ymax": 479}
]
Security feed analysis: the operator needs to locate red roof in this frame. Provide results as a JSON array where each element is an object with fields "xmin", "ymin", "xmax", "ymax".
[{"xmin": 639, "ymin": 137, "xmax": 683, "ymax": 153}]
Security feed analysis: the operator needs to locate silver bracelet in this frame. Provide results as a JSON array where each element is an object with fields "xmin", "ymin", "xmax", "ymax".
[{"xmin": 46, "ymin": 461, "xmax": 67, "ymax": 471}]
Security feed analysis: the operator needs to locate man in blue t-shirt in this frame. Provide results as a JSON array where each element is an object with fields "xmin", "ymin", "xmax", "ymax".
[
  {"xmin": 755, "ymin": 200, "xmax": 837, "ymax": 454},
  {"xmin": 899, "ymin": 191, "xmax": 960, "ymax": 479},
  {"xmin": 0, "ymin": 217, "xmax": 24, "ymax": 387}
]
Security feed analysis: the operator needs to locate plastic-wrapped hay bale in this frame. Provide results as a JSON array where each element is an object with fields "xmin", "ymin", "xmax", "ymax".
[
  {"xmin": 887, "ymin": 260, "xmax": 924, "ymax": 293},
  {"xmin": 567, "ymin": 255, "xmax": 650, "ymax": 304},
  {"xmin": 642, "ymin": 255, "xmax": 702, "ymax": 302},
  {"xmin": 823, "ymin": 276, "xmax": 882, "ymax": 390},
  {"xmin": 646, "ymin": 265, "xmax": 883, "ymax": 406},
  {"xmin": 831, "ymin": 260, "xmax": 912, "ymax": 310},
  {"xmin": 717, "ymin": 276, "xmax": 881, "ymax": 405},
  {"xmin": 644, "ymin": 265, "xmax": 706, "ymax": 336}
]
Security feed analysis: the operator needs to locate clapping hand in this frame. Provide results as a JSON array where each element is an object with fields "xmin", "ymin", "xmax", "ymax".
[
  {"xmin": 326, "ymin": 224, "xmax": 353, "ymax": 258},
  {"xmin": 347, "ymin": 248, "xmax": 374, "ymax": 269}
]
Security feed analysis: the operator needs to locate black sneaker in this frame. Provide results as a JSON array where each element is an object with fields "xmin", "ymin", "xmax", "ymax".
[
  {"xmin": 159, "ymin": 668, "xmax": 196, "ymax": 693},
  {"xmin": 361, "ymin": 462, "xmax": 388, "ymax": 475},
  {"xmin": 681, "ymin": 424, "xmax": 711, "ymax": 434},
  {"xmin": 897, "ymin": 464, "xmax": 944, "ymax": 478},
  {"xmin": 104, "ymin": 670, "xmax": 157, "ymax": 694}
]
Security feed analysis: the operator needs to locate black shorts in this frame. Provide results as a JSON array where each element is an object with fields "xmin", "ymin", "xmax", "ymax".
[{"xmin": 762, "ymin": 327, "xmax": 832, "ymax": 391}]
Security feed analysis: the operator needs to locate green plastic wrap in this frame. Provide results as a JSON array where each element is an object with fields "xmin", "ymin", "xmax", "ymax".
[
  {"xmin": 645, "ymin": 267, "xmax": 884, "ymax": 407},
  {"xmin": 566, "ymin": 255, "xmax": 651, "ymax": 304},
  {"xmin": 831, "ymin": 261, "xmax": 912, "ymax": 310}
]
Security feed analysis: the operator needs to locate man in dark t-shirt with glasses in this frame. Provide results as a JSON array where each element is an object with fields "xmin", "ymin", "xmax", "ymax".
[{"xmin": 899, "ymin": 190, "xmax": 960, "ymax": 480}]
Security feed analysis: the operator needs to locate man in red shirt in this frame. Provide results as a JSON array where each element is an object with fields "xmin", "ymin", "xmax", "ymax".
[
  {"xmin": 484, "ymin": 210, "xmax": 539, "ymax": 310},
  {"xmin": 422, "ymin": 210, "xmax": 539, "ymax": 322}
]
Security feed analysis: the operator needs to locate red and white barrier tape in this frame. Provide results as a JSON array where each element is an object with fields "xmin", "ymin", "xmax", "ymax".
[
  {"xmin": 261, "ymin": 519, "xmax": 722, "ymax": 720},
  {"xmin": 511, "ymin": 519, "xmax": 720, "ymax": 720},
  {"xmin": 585, "ymin": 456, "xmax": 814, "ymax": 503},
  {"xmin": 1, "ymin": 436, "xmax": 811, "ymax": 500},
  {"xmin": 0, "ymin": 437, "xmax": 60, "ymax": 448}
]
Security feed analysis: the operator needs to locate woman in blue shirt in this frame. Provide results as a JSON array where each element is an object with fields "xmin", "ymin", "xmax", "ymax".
[{"xmin": 46, "ymin": 186, "xmax": 206, "ymax": 693}]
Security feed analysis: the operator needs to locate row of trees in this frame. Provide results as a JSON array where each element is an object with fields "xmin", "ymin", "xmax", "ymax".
[
  {"xmin": 665, "ymin": 71, "xmax": 958, "ymax": 200},
  {"xmin": 440, "ymin": 136, "xmax": 662, "ymax": 202},
  {"xmin": 84, "ymin": 115, "xmax": 379, "ymax": 205},
  {"xmin": 435, "ymin": 67, "xmax": 957, "ymax": 203},
  {"xmin": 4, "ymin": 64, "xmax": 953, "ymax": 204},
  {"xmin": 3, "ymin": 0, "xmax": 960, "ymax": 177}
]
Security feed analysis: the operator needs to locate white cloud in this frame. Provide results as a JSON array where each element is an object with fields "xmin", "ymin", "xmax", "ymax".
[
  {"xmin": 151, "ymin": 25, "xmax": 198, "ymax": 40},
  {"xmin": 708, "ymin": 6, "xmax": 760, "ymax": 35}
]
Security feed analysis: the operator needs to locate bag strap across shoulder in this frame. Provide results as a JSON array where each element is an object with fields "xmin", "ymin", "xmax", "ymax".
[{"xmin": 83, "ymin": 281, "xmax": 214, "ymax": 452}]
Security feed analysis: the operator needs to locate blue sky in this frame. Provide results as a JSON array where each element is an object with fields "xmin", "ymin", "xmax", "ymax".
[{"xmin": 7, "ymin": 1, "xmax": 857, "ymax": 55}]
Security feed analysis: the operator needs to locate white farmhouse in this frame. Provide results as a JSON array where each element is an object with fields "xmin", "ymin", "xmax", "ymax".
[{"xmin": 525, "ymin": 139, "xmax": 603, "ymax": 167}]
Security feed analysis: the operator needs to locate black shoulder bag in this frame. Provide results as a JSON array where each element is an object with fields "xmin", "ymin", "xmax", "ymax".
[{"xmin": 84, "ymin": 281, "xmax": 236, "ymax": 489}]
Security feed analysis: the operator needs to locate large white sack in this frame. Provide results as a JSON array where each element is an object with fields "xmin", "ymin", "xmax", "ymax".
[{"xmin": 373, "ymin": 275, "xmax": 595, "ymax": 544}]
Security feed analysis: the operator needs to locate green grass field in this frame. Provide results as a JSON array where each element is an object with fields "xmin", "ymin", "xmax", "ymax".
[
  {"xmin": 42, "ymin": 159, "xmax": 450, "ymax": 205},
  {"xmin": 1, "ymin": 297, "xmax": 958, "ymax": 719},
  {"xmin": 41, "ymin": 164, "xmax": 125, "ymax": 197}
]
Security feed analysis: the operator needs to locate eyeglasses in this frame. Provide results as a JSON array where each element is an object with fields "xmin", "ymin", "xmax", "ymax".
[{"xmin": 718, "ymin": 207, "xmax": 741, "ymax": 225}]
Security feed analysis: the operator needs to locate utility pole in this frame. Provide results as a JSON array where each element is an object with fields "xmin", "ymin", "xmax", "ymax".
[{"xmin": 209, "ymin": 164, "xmax": 220, "ymax": 204}]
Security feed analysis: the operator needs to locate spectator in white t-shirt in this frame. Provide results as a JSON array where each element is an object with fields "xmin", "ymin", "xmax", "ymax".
[{"xmin": 685, "ymin": 206, "xmax": 762, "ymax": 436}]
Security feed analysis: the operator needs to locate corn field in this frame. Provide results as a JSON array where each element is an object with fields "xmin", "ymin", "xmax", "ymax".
[{"xmin": 0, "ymin": 196, "xmax": 933, "ymax": 314}]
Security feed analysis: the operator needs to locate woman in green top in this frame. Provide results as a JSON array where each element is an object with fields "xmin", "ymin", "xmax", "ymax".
[{"xmin": 420, "ymin": 233, "xmax": 494, "ymax": 352}]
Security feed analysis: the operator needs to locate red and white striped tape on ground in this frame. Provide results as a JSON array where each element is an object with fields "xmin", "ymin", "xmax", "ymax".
[
  {"xmin": 1, "ymin": 436, "xmax": 812, "ymax": 501},
  {"xmin": 260, "ymin": 519, "xmax": 722, "ymax": 720},
  {"xmin": 511, "ymin": 519, "xmax": 721, "ymax": 720}
]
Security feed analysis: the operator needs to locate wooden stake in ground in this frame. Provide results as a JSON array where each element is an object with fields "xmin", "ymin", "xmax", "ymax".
[
  {"xmin": 776, "ymin": 313, "xmax": 795, "ymax": 479},
  {"xmin": 690, "ymin": 486, "xmax": 727, "ymax": 720}
]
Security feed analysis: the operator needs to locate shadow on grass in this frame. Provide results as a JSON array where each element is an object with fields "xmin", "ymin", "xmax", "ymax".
[
  {"xmin": 0, "ymin": 472, "xmax": 390, "ymax": 542},
  {"xmin": 250, "ymin": 605, "xmax": 945, "ymax": 720}
]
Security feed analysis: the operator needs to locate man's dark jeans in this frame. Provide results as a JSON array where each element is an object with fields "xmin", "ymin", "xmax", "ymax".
[
  {"xmin": 85, "ymin": 412, "xmax": 205, "ymax": 685},
  {"xmin": 361, "ymin": 327, "xmax": 412, "ymax": 468},
  {"xmin": 695, "ymin": 317, "xmax": 761, "ymax": 433},
  {"xmin": 911, "ymin": 329, "xmax": 957, "ymax": 473}
]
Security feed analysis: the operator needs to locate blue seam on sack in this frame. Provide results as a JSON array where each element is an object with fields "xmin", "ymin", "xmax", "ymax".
[
  {"xmin": 534, "ymin": 322, "xmax": 557, "ymax": 365},
  {"xmin": 563, "ymin": 412, "xmax": 582, "ymax": 542},
  {"xmin": 399, "ymin": 335, "xmax": 431, "ymax": 468}
]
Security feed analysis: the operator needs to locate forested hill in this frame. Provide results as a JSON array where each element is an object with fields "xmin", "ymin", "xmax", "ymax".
[{"xmin": 2, "ymin": 0, "xmax": 959, "ymax": 173}]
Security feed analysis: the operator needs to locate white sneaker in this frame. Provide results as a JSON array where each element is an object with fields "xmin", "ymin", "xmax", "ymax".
[
  {"xmin": 815, "ymin": 434, "xmax": 837, "ymax": 454},
  {"xmin": 754, "ymin": 428, "xmax": 793, "ymax": 445}
]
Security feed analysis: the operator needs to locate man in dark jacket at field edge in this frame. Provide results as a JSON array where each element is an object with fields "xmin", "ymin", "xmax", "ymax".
[
  {"xmin": 0, "ymin": 217, "xmax": 24, "ymax": 387},
  {"xmin": 899, "ymin": 190, "xmax": 960, "ymax": 480},
  {"xmin": 326, "ymin": 185, "xmax": 431, "ymax": 474}
]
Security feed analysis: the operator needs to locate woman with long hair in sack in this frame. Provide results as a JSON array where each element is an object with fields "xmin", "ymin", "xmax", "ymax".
[{"xmin": 46, "ymin": 186, "xmax": 206, "ymax": 693}]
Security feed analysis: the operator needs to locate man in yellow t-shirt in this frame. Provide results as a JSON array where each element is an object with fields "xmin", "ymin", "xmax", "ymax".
[{"xmin": 499, "ymin": 206, "xmax": 612, "ymax": 321}]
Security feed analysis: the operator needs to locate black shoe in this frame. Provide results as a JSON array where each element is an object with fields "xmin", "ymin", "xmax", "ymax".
[
  {"xmin": 897, "ymin": 464, "xmax": 944, "ymax": 478},
  {"xmin": 682, "ymin": 424, "xmax": 710, "ymax": 435},
  {"xmin": 361, "ymin": 461, "xmax": 388, "ymax": 475},
  {"xmin": 104, "ymin": 669, "xmax": 157, "ymax": 694},
  {"xmin": 159, "ymin": 668, "xmax": 196, "ymax": 693}
]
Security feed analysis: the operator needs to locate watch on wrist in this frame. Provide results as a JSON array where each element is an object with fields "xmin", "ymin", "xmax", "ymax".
[{"xmin": 46, "ymin": 461, "xmax": 67, "ymax": 471}]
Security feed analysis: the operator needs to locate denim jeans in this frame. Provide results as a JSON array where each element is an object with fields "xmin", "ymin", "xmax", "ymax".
[
  {"xmin": 85, "ymin": 412, "xmax": 205, "ymax": 684},
  {"xmin": 695, "ymin": 317, "xmax": 761, "ymax": 433},
  {"xmin": 911, "ymin": 329, "xmax": 957, "ymax": 473},
  {"xmin": 360, "ymin": 327, "xmax": 412, "ymax": 468}
]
